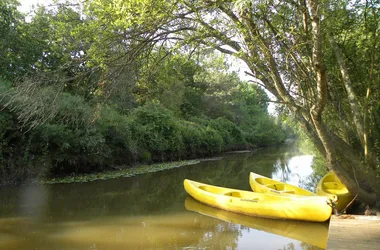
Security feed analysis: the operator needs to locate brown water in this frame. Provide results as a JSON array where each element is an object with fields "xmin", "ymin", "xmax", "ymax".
[{"xmin": 0, "ymin": 142, "xmax": 328, "ymax": 249}]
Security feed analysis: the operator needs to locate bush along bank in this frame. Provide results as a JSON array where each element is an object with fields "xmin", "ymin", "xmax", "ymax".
[{"xmin": 0, "ymin": 93, "xmax": 287, "ymax": 185}]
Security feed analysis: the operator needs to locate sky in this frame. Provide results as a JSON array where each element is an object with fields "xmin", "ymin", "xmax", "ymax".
[{"xmin": 18, "ymin": 0, "xmax": 53, "ymax": 13}]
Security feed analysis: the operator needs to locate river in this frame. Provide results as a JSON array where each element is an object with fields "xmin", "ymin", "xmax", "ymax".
[{"xmin": 0, "ymin": 142, "xmax": 328, "ymax": 249}]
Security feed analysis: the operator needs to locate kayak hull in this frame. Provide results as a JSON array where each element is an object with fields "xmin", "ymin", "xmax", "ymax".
[
  {"xmin": 316, "ymin": 170, "xmax": 354, "ymax": 212},
  {"xmin": 249, "ymin": 172, "xmax": 316, "ymax": 196},
  {"xmin": 184, "ymin": 179, "xmax": 332, "ymax": 222}
]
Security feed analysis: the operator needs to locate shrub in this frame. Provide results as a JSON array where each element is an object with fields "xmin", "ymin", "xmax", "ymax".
[
  {"xmin": 129, "ymin": 103, "xmax": 184, "ymax": 161},
  {"xmin": 203, "ymin": 125, "xmax": 223, "ymax": 153},
  {"xmin": 177, "ymin": 120, "xmax": 204, "ymax": 157},
  {"xmin": 96, "ymin": 106, "xmax": 136, "ymax": 164},
  {"xmin": 208, "ymin": 117, "xmax": 245, "ymax": 148},
  {"xmin": 177, "ymin": 120, "xmax": 224, "ymax": 156},
  {"xmin": 37, "ymin": 124, "xmax": 111, "ymax": 174},
  {"xmin": 250, "ymin": 116, "xmax": 286, "ymax": 146}
]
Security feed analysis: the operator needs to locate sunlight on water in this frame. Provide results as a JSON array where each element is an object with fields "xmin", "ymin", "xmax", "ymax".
[{"xmin": 272, "ymin": 155, "xmax": 314, "ymax": 186}]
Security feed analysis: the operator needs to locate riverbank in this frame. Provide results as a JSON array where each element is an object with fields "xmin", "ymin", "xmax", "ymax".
[
  {"xmin": 42, "ymin": 159, "xmax": 200, "ymax": 184},
  {"xmin": 327, "ymin": 215, "xmax": 380, "ymax": 250}
]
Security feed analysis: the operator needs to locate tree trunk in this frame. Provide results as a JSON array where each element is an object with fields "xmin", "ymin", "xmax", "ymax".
[{"xmin": 308, "ymin": 0, "xmax": 376, "ymax": 205}]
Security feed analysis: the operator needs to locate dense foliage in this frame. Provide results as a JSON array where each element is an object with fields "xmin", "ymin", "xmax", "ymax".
[{"xmin": 0, "ymin": 0, "xmax": 286, "ymax": 185}]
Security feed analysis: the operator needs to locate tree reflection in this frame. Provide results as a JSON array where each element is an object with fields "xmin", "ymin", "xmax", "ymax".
[
  {"xmin": 282, "ymin": 242, "xmax": 324, "ymax": 250},
  {"xmin": 190, "ymin": 219, "xmax": 240, "ymax": 250},
  {"xmin": 282, "ymin": 242, "xmax": 296, "ymax": 250},
  {"xmin": 295, "ymin": 137, "xmax": 328, "ymax": 192},
  {"xmin": 274, "ymin": 157, "xmax": 291, "ymax": 182}
]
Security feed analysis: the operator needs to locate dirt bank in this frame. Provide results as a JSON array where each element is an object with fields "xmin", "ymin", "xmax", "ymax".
[{"xmin": 327, "ymin": 215, "xmax": 380, "ymax": 250}]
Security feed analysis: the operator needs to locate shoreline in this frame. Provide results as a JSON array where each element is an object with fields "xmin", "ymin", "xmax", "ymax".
[
  {"xmin": 39, "ymin": 147, "xmax": 272, "ymax": 185},
  {"xmin": 41, "ymin": 159, "xmax": 201, "ymax": 184}
]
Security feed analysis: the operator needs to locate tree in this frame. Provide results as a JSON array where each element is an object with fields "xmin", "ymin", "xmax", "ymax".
[
  {"xmin": 82, "ymin": 0, "xmax": 379, "ymax": 204},
  {"xmin": 0, "ymin": 0, "xmax": 46, "ymax": 79}
]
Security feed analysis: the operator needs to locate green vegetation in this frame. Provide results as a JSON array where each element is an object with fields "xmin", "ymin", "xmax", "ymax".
[
  {"xmin": 42, "ymin": 160, "xmax": 200, "ymax": 184},
  {"xmin": 0, "ymin": 0, "xmax": 287, "ymax": 185}
]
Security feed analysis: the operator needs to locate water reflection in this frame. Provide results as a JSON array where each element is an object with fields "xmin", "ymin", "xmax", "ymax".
[
  {"xmin": 272, "ymin": 155, "xmax": 314, "ymax": 189},
  {"xmin": 18, "ymin": 183, "xmax": 48, "ymax": 220},
  {"xmin": 0, "ymin": 208, "xmax": 326, "ymax": 250},
  {"xmin": 0, "ymin": 213, "xmax": 221, "ymax": 250},
  {"xmin": 0, "ymin": 141, "xmax": 327, "ymax": 249},
  {"xmin": 185, "ymin": 196, "xmax": 328, "ymax": 249}
]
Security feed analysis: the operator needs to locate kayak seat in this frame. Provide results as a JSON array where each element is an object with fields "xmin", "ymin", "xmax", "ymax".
[
  {"xmin": 279, "ymin": 190, "xmax": 296, "ymax": 194},
  {"xmin": 323, "ymin": 182, "xmax": 338, "ymax": 189},
  {"xmin": 265, "ymin": 183, "xmax": 295, "ymax": 194},
  {"xmin": 324, "ymin": 189, "xmax": 337, "ymax": 194},
  {"xmin": 199, "ymin": 185, "xmax": 218, "ymax": 193},
  {"xmin": 265, "ymin": 183, "xmax": 286, "ymax": 191},
  {"xmin": 264, "ymin": 184, "xmax": 279, "ymax": 190},
  {"xmin": 223, "ymin": 191, "xmax": 242, "ymax": 198}
]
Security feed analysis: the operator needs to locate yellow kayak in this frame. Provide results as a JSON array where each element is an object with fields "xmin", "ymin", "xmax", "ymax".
[
  {"xmin": 185, "ymin": 196, "xmax": 329, "ymax": 249},
  {"xmin": 249, "ymin": 172, "xmax": 316, "ymax": 196},
  {"xmin": 184, "ymin": 179, "xmax": 332, "ymax": 222},
  {"xmin": 316, "ymin": 170, "xmax": 354, "ymax": 212}
]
